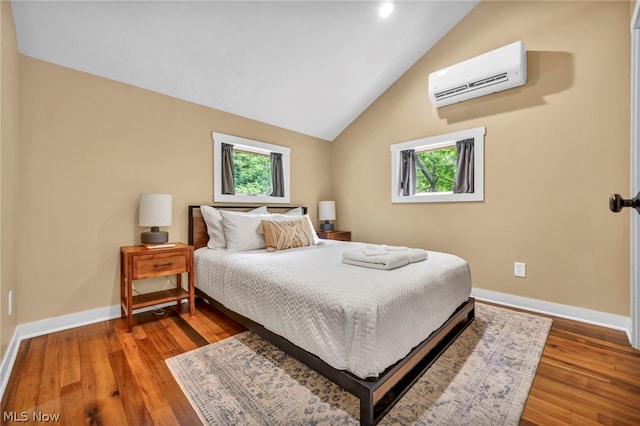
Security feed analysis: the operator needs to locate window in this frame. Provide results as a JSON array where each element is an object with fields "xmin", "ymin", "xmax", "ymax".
[
  {"xmin": 213, "ymin": 132, "xmax": 291, "ymax": 203},
  {"xmin": 390, "ymin": 127, "xmax": 485, "ymax": 203},
  {"xmin": 233, "ymin": 150, "xmax": 271, "ymax": 195},
  {"xmin": 416, "ymin": 145, "xmax": 457, "ymax": 193}
]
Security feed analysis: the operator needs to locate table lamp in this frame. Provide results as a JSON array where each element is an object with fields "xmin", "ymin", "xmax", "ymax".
[
  {"xmin": 139, "ymin": 193, "xmax": 172, "ymax": 244},
  {"xmin": 319, "ymin": 201, "xmax": 336, "ymax": 231}
]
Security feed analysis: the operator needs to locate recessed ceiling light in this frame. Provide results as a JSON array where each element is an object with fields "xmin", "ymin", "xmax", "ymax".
[{"xmin": 379, "ymin": 1, "xmax": 394, "ymax": 19}]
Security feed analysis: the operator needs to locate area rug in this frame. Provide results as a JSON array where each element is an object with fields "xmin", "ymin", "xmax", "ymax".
[{"xmin": 166, "ymin": 303, "xmax": 552, "ymax": 425}]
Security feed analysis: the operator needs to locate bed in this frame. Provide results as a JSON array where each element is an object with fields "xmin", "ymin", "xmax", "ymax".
[{"xmin": 188, "ymin": 205, "xmax": 475, "ymax": 425}]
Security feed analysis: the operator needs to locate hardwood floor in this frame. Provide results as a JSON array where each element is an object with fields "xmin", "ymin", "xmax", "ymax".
[
  {"xmin": 521, "ymin": 315, "xmax": 640, "ymax": 425},
  {"xmin": 2, "ymin": 300, "xmax": 639, "ymax": 425}
]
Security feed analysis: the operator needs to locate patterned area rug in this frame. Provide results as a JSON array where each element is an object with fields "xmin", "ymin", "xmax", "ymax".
[{"xmin": 166, "ymin": 303, "xmax": 551, "ymax": 425}]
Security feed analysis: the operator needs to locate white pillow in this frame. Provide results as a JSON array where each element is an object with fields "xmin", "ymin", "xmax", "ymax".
[
  {"xmin": 304, "ymin": 214, "xmax": 323, "ymax": 245},
  {"xmin": 219, "ymin": 210, "xmax": 274, "ymax": 250},
  {"xmin": 220, "ymin": 209, "xmax": 317, "ymax": 250},
  {"xmin": 200, "ymin": 206, "xmax": 267, "ymax": 249},
  {"xmin": 284, "ymin": 207, "xmax": 303, "ymax": 216}
]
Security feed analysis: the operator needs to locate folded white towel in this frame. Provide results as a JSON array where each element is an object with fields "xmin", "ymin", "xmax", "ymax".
[
  {"xmin": 342, "ymin": 248, "xmax": 410, "ymax": 267},
  {"xmin": 342, "ymin": 257, "xmax": 409, "ymax": 270},
  {"xmin": 365, "ymin": 244, "xmax": 407, "ymax": 251},
  {"xmin": 342, "ymin": 245, "xmax": 428, "ymax": 270},
  {"xmin": 362, "ymin": 247, "xmax": 389, "ymax": 256},
  {"xmin": 363, "ymin": 245, "xmax": 428, "ymax": 263},
  {"xmin": 382, "ymin": 244, "xmax": 409, "ymax": 251},
  {"xmin": 406, "ymin": 248, "xmax": 428, "ymax": 263}
]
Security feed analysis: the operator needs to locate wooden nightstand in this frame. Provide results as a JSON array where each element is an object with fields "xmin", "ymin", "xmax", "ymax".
[
  {"xmin": 316, "ymin": 230, "xmax": 351, "ymax": 241},
  {"xmin": 120, "ymin": 242, "xmax": 194, "ymax": 332}
]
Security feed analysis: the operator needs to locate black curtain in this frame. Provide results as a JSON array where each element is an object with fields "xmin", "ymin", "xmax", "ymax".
[
  {"xmin": 401, "ymin": 149, "xmax": 416, "ymax": 196},
  {"xmin": 454, "ymin": 139, "xmax": 474, "ymax": 193},
  {"xmin": 269, "ymin": 152, "xmax": 284, "ymax": 197},
  {"xmin": 221, "ymin": 143, "xmax": 235, "ymax": 195}
]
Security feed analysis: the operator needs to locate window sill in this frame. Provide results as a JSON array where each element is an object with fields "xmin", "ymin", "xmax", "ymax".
[
  {"xmin": 214, "ymin": 193, "xmax": 291, "ymax": 204},
  {"xmin": 391, "ymin": 191, "xmax": 483, "ymax": 203}
]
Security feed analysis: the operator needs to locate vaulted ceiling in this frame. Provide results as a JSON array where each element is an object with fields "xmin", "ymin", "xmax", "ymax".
[{"xmin": 11, "ymin": 0, "xmax": 478, "ymax": 141}]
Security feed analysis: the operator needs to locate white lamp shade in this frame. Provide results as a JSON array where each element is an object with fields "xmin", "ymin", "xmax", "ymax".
[
  {"xmin": 139, "ymin": 193, "xmax": 172, "ymax": 227},
  {"xmin": 318, "ymin": 201, "xmax": 336, "ymax": 221}
]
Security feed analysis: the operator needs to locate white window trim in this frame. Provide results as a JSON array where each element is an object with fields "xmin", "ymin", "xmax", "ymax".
[
  {"xmin": 213, "ymin": 132, "xmax": 291, "ymax": 204},
  {"xmin": 390, "ymin": 127, "xmax": 486, "ymax": 203}
]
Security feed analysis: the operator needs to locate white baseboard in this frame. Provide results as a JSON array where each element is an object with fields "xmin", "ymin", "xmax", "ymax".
[
  {"xmin": 0, "ymin": 301, "xmax": 176, "ymax": 400},
  {"xmin": 472, "ymin": 288, "xmax": 631, "ymax": 335},
  {"xmin": 0, "ymin": 327, "xmax": 21, "ymax": 404},
  {"xmin": 18, "ymin": 305, "xmax": 121, "ymax": 341},
  {"xmin": 627, "ymin": 318, "xmax": 640, "ymax": 349}
]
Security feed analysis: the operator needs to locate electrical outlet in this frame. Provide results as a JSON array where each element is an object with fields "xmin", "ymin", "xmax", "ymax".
[
  {"xmin": 8, "ymin": 290, "xmax": 13, "ymax": 315},
  {"xmin": 514, "ymin": 262, "xmax": 526, "ymax": 278}
]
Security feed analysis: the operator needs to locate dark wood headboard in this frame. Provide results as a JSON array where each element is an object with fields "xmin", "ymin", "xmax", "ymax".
[{"xmin": 188, "ymin": 205, "xmax": 308, "ymax": 250}]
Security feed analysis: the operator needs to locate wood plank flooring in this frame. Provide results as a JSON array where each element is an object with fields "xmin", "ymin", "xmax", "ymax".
[{"xmin": 2, "ymin": 300, "xmax": 639, "ymax": 425}]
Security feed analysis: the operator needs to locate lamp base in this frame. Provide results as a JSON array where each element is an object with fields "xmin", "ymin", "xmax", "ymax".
[
  {"xmin": 141, "ymin": 227, "xmax": 168, "ymax": 244},
  {"xmin": 320, "ymin": 222, "xmax": 334, "ymax": 231}
]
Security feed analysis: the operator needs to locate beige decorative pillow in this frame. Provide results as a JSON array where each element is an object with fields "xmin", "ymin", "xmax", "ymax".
[{"xmin": 261, "ymin": 218, "xmax": 316, "ymax": 251}]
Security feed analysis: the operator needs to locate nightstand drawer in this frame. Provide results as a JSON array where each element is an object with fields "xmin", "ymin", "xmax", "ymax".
[
  {"xmin": 317, "ymin": 231, "xmax": 351, "ymax": 241},
  {"xmin": 133, "ymin": 252, "xmax": 188, "ymax": 279}
]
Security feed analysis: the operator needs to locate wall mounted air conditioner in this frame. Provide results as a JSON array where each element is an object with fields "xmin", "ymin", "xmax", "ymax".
[{"xmin": 428, "ymin": 41, "xmax": 527, "ymax": 108}]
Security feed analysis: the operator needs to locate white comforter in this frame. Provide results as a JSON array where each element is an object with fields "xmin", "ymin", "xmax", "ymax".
[{"xmin": 195, "ymin": 240, "xmax": 471, "ymax": 379}]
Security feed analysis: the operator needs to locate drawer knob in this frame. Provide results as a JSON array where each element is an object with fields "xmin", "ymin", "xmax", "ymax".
[{"xmin": 153, "ymin": 262, "xmax": 174, "ymax": 268}]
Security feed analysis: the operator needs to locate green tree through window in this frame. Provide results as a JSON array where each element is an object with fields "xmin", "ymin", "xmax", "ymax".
[
  {"xmin": 416, "ymin": 147, "xmax": 456, "ymax": 192},
  {"xmin": 233, "ymin": 151, "xmax": 271, "ymax": 195}
]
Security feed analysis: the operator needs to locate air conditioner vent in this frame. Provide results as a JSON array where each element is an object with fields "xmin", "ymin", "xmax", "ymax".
[
  {"xmin": 469, "ymin": 72, "xmax": 508, "ymax": 88},
  {"xmin": 428, "ymin": 41, "xmax": 527, "ymax": 108},
  {"xmin": 434, "ymin": 85, "xmax": 468, "ymax": 100}
]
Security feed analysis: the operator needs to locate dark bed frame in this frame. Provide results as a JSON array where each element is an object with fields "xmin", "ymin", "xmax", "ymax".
[{"xmin": 188, "ymin": 205, "xmax": 475, "ymax": 425}]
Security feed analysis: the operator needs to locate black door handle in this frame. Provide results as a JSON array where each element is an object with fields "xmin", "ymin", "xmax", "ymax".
[{"xmin": 609, "ymin": 192, "xmax": 640, "ymax": 213}]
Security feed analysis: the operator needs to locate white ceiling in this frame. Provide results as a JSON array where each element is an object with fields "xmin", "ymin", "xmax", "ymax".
[{"xmin": 11, "ymin": 0, "xmax": 478, "ymax": 141}]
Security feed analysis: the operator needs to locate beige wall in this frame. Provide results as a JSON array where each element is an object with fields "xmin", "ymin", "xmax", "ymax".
[
  {"xmin": 17, "ymin": 56, "xmax": 331, "ymax": 324},
  {"xmin": 1, "ymin": 0, "xmax": 20, "ymax": 362},
  {"xmin": 332, "ymin": 1, "xmax": 631, "ymax": 316}
]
